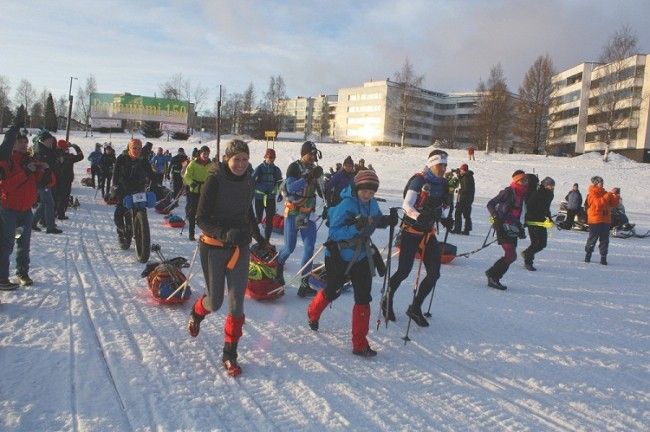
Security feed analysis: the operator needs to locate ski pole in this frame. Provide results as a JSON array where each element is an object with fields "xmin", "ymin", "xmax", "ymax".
[
  {"xmin": 165, "ymin": 242, "xmax": 200, "ymax": 301},
  {"xmin": 267, "ymin": 244, "xmax": 326, "ymax": 295},
  {"xmin": 403, "ymin": 233, "xmax": 429, "ymax": 345},
  {"xmin": 377, "ymin": 207, "xmax": 398, "ymax": 330},
  {"xmin": 424, "ymin": 226, "xmax": 450, "ymax": 318}
]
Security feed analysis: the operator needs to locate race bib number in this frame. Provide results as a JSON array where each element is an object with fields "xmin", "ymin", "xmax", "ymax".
[{"xmin": 133, "ymin": 192, "xmax": 147, "ymax": 203}]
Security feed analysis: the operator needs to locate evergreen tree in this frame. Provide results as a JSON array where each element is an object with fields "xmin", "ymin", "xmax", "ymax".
[
  {"xmin": 44, "ymin": 93, "xmax": 58, "ymax": 131},
  {"xmin": 142, "ymin": 121, "xmax": 163, "ymax": 138},
  {"xmin": 1, "ymin": 106, "xmax": 14, "ymax": 128},
  {"xmin": 15, "ymin": 104, "xmax": 27, "ymax": 128}
]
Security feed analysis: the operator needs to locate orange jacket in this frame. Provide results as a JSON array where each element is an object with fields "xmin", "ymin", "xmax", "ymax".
[{"xmin": 585, "ymin": 184, "xmax": 619, "ymax": 225}]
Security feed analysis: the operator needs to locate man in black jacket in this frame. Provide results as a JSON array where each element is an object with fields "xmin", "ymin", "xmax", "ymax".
[
  {"xmin": 522, "ymin": 177, "xmax": 555, "ymax": 271},
  {"xmin": 111, "ymin": 138, "xmax": 155, "ymax": 247},
  {"xmin": 452, "ymin": 164, "xmax": 475, "ymax": 235},
  {"xmin": 53, "ymin": 140, "xmax": 84, "ymax": 220},
  {"xmin": 168, "ymin": 148, "xmax": 189, "ymax": 198}
]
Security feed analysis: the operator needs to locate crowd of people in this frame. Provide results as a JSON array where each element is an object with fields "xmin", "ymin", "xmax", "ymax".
[{"xmin": 0, "ymin": 130, "xmax": 634, "ymax": 374}]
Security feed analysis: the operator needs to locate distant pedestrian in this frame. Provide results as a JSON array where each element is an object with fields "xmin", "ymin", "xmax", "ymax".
[
  {"xmin": 451, "ymin": 163, "xmax": 475, "ymax": 235},
  {"xmin": 584, "ymin": 176, "xmax": 619, "ymax": 265},
  {"xmin": 563, "ymin": 183, "xmax": 582, "ymax": 229},
  {"xmin": 252, "ymin": 148, "xmax": 283, "ymax": 242},
  {"xmin": 467, "ymin": 146, "xmax": 475, "ymax": 161},
  {"xmin": 522, "ymin": 177, "xmax": 555, "ymax": 271}
]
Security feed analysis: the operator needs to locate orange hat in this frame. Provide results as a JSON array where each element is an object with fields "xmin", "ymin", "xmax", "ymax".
[{"xmin": 57, "ymin": 139, "xmax": 69, "ymax": 150}]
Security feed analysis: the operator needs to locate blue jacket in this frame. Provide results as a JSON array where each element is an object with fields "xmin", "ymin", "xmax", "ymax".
[
  {"xmin": 150, "ymin": 154, "xmax": 171, "ymax": 174},
  {"xmin": 326, "ymin": 186, "xmax": 384, "ymax": 262},
  {"xmin": 253, "ymin": 161, "xmax": 282, "ymax": 195},
  {"xmin": 88, "ymin": 150, "xmax": 103, "ymax": 166},
  {"xmin": 323, "ymin": 169, "xmax": 355, "ymax": 207}
]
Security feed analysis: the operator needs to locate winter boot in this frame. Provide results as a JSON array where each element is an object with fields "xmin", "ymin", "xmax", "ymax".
[
  {"xmin": 352, "ymin": 304, "xmax": 377, "ymax": 357},
  {"xmin": 188, "ymin": 295, "xmax": 210, "ymax": 337},
  {"xmin": 0, "ymin": 280, "xmax": 19, "ymax": 291},
  {"xmin": 274, "ymin": 263, "xmax": 285, "ymax": 286},
  {"xmin": 222, "ymin": 342, "xmax": 241, "ymax": 377},
  {"xmin": 188, "ymin": 226, "xmax": 195, "ymax": 241},
  {"xmin": 485, "ymin": 271, "xmax": 507, "ymax": 290},
  {"xmin": 600, "ymin": 256, "xmax": 607, "ymax": 265},
  {"xmin": 16, "ymin": 273, "xmax": 33, "ymax": 286},
  {"xmin": 223, "ymin": 314, "xmax": 245, "ymax": 377},
  {"xmin": 297, "ymin": 277, "xmax": 317, "ymax": 298},
  {"xmin": 380, "ymin": 294, "xmax": 395, "ymax": 322},
  {"xmin": 524, "ymin": 263, "xmax": 537, "ymax": 271},
  {"xmin": 307, "ymin": 289, "xmax": 330, "ymax": 331},
  {"xmin": 31, "ymin": 224, "xmax": 41, "ymax": 232},
  {"xmin": 584, "ymin": 252, "xmax": 592, "ymax": 263},
  {"xmin": 46, "ymin": 227, "xmax": 63, "ymax": 234},
  {"xmin": 406, "ymin": 304, "xmax": 429, "ymax": 327}
]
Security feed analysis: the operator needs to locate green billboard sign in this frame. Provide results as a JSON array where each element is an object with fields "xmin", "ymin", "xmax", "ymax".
[{"xmin": 90, "ymin": 92, "xmax": 190, "ymax": 124}]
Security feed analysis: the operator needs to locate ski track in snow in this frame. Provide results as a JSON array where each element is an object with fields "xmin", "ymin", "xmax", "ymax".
[{"xmin": 1, "ymin": 135, "xmax": 649, "ymax": 431}]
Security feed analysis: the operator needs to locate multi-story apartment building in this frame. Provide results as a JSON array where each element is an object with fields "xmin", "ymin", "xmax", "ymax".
[
  {"xmin": 549, "ymin": 54, "xmax": 650, "ymax": 162},
  {"xmin": 334, "ymin": 79, "xmax": 480, "ymax": 147},
  {"xmin": 279, "ymin": 94, "xmax": 337, "ymax": 140}
]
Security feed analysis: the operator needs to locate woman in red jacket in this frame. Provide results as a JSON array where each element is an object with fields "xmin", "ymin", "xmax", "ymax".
[{"xmin": 584, "ymin": 176, "xmax": 619, "ymax": 265}]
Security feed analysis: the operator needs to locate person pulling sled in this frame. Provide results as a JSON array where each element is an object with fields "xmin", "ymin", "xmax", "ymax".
[
  {"xmin": 187, "ymin": 140, "xmax": 270, "ymax": 377},
  {"xmin": 306, "ymin": 170, "xmax": 397, "ymax": 356}
]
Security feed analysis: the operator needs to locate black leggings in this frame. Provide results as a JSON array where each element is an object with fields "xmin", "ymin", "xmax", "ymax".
[
  {"xmin": 254, "ymin": 196, "xmax": 277, "ymax": 241},
  {"xmin": 324, "ymin": 256, "xmax": 373, "ymax": 305},
  {"xmin": 389, "ymin": 230, "xmax": 441, "ymax": 308}
]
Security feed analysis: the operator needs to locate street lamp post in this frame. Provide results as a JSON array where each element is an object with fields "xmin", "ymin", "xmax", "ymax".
[
  {"xmin": 216, "ymin": 84, "xmax": 222, "ymax": 159},
  {"xmin": 65, "ymin": 76, "xmax": 78, "ymax": 142}
]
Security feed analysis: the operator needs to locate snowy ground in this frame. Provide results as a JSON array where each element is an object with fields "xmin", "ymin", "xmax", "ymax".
[{"xmin": 1, "ymin": 131, "xmax": 649, "ymax": 431}]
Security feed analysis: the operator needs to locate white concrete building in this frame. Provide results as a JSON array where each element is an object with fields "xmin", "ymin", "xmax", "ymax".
[
  {"xmin": 279, "ymin": 94, "xmax": 337, "ymax": 140},
  {"xmin": 335, "ymin": 79, "xmax": 480, "ymax": 147},
  {"xmin": 549, "ymin": 54, "xmax": 650, "ymax": 162}
]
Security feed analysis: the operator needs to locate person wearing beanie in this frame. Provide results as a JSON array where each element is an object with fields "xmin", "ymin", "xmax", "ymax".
[
  {"xmin": 183, "ymin": 145, "xmax": 212, "ymax": 241},
  {"xmin": 323, "ymin": 155, "xmax": 355, "ymax": 208},
  {"xmin": 307, "ymin": 169, "xmax": 397, "ymax": 357},
  {"xmin": 31, "ymin": 130, "xmax": 61, "ymax": 234},
  {"xmin": 521, "ymin": 176, "xmax": 555, "ymax": 271},
  {"xmin": 189, "ymin": 138, "xmax": 267, "ymax": 377},
  {"xmin": 252, "ymin": 147, "xmax": 283, "ymax": 242},
  {"xmin": 563, "ymin": 183, "xmax": 582, "ymax": 229},
  {"xmin": 275, "ymin": 141, "xmax": 324, "ymax": 298},
  {"xmin": 381, "ymin": 149, "xmax": 453, "ymax": 327},
  {"xmin": 584, "ymin": 176, "xmax": 619, "ymax": 265},
  {"xmin": 451, "ymin": 163, "xmax": 475, "ymax": 235},
  {"xmin": 484, "ymin": 170, "xmax": 529, "ymax": 289},
  {"xmin": 87, "ymin": 143, "xmax": 104, "ymax": 189},
  {"xmin": 53, "ymin": 140, "xmax": 83, "ymax": 220},
  {"xmin": 354, "ymin": 158, "xmax": 367, "ymax": 174},
  {"xmin": 150, "ymin": 147, "xmax": 171, "ymax": 187},
  {"xmin": 111, "ymin": 138, "xmax": 156, "ymax": 248},
  {"xmin": 168, "ymin": 147, "xmax": 189, "ymax": 199}
]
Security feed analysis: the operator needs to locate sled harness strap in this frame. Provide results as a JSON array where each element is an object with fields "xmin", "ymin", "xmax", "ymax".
[{"xmin": 199, "ymin": 234, "xmax": 240, "ymax": 270}]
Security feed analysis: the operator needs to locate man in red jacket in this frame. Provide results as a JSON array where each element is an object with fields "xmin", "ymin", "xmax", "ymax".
[{"xmin": 0, "ymin": 130, "xmax": 47, "ymax": 289}]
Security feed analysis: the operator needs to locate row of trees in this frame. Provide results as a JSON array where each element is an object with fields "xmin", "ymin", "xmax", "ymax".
[{"xmin": 0, "ymin": 75, "xmax": 98, "ymax": 134}]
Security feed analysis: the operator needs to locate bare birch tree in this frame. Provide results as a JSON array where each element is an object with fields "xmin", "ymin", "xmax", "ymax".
[
  {"xmin": 14, "ymin": 79, "xmax": 36, "ymax": 128},
  {"xmin": 75, "ymin": 75, "xmax": 97, "ymax": 136},
  {"xmin": 514, "ymin": 54, "xmax": 555, "ymax": 153},
  {"xmin": 390, "ymin": 58, "xmax": 425, "ymax": 146},
  {"xmin": 472, "ymin": 64, "xmax": 513, "ymax": 153},
  {"xmin": 590, "ymin": 25, "xmax": 640, "ymax": 162}
]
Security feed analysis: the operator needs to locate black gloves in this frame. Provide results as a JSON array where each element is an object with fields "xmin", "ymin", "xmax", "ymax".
[
  {"xmin": 441, "ymin": 217, "xmax": 454, "ymax": 230},
  {"xmin": 377, "ymin": 213, "xmax": 399, "ymax": 229},
  {"xmin": 190, "ymin": 181, "xmax": 203, "ymax": 190},
  {"xmin": 225, "ymin": 228, "xmax": 249, "ymax": 245},
  {"xmin": 321, "ymin": 206, "xmax": 329, "ymax": 221},
  {"xmin": 354, "ymin": 216, "xmax": 368, "ymax": 231},
  {"xmin": 305, "ymin": 165, "xmax": 324, "ymax": 181},
  {"xmin": 276, "ymin": 194, "xmax": 283, "ymax": 202},
  {"xmin": 516, "ymin": 222, "xmax": 527, "ymax": 239}
]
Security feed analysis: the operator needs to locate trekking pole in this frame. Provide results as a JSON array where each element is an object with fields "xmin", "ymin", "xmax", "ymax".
[
  {"xmin": 424, "ymin": 226, "xmax": 450, "ymax": 318},
  {"xmin": 402, "ymin": 233, "xmax": 429, "ymax": 345},
  {"xmin": 267, "ymin": 244, "xmax": 326, "ymax": 295},
  {"xmin": 165, "ymin": 242, "xmax": 200, "ymax": 301},
  {"xmin": 377, "ymin": 207, "xmax": 398, "ymax": 330}
]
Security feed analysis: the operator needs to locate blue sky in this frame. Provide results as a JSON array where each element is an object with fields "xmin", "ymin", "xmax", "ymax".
[{"xmin": 1, "ymin": 0, "xmax": 649, "ymax": 113}]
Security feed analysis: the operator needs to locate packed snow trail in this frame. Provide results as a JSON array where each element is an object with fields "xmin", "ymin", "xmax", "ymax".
[{"xmin": 1, "ymin": 134, "xmax": 649, "ymax": 431}]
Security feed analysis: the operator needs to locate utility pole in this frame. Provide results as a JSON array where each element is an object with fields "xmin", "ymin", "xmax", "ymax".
[
  {"xmin": 65, "ymin": 76, "xmax": 78, "ymax": 142},
  {"xmin": 216, "ymin": 85, "xmax": 222, "ymax": 159}
]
